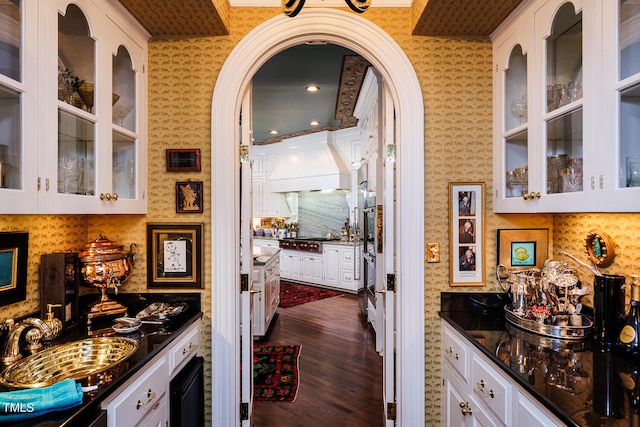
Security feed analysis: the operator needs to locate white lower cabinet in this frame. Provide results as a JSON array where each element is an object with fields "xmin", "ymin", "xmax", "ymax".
[
  {"xmin": 102, "ymin": 318, "xmax": 201, "ymax": 427},
  {"xmin": 442, "ymin": 366, "xmax": 500, "ymax": 427},
  {"xmin": 280, "ymin": 250, "xmax": 301, "ymax": 281},
  {"xmin": 104, "ymin": 357, "xmax": 168, "ymax": 427},
  {"xmin": 322, "ymin": 246, "xmax": 340, "ymax": 288},
  {"xmin": 301, "ymin": 253, "xmax": 323, "ymax": 284},
  {"xmin": 137, "ymin": 394, "xmax": 169, "ymax": 427},
  {"xmin": 323, "ymin": 244, "xmax": 362, "ymax": 292},
  {"xmin": 441, "ymin": 321, "xmax": 563, "ymax": 426},
  {"xmin": 280, "ymin": 244, "xmax": 362, "ymax": 292}
]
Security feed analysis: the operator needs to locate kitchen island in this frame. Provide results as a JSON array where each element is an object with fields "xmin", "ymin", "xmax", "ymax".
[
  {"xmin": 440, "ymin": 292, "xmax": 639, "ymax": 426},
  {"xmin": 0, "ymin": 293, "xmax": 202, "ymax": 427},
  {"xmin": 252, "ymin": 250, "xmax": 280, "ymax": 337}
]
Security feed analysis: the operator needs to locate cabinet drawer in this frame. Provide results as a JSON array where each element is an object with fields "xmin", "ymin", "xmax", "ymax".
[
  {"xmin": 340, "ymin": 268, "xmax": 355, "ymax": 284},
  {"xmin": 340, "ymin": 248, "xmax": 356, "ymax": 266},
  {"xmin": 471, "ymin": 355, "xmax": 511, "ymax": 424},
  {"xmin": 441, "ymin": 325, "xmax": 469, "ymax": 381},
  {"xmin": 138, "ymin": 396, "xmax": 168, "ymax": 427},
  {"xmin": 170, "ymin": 322, "xmax": 201, "ymax": 376},
  {"xmin": 106, "ymin": 357, "xmax": 167, "ymax": 427}
]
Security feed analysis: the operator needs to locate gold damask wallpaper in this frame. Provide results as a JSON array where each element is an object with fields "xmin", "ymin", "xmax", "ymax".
[{"xmin": 0, "ymin": 3, "xmax": 639, "ymax": 426}]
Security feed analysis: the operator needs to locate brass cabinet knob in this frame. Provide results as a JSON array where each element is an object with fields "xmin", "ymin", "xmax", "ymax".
[
  {"xmin": 459, "ymin": 401, "xmax": 473, "ymax": 416},
  {"xmin": 522, "ymin": 191, "xmax": 541, "ymax": 200}
]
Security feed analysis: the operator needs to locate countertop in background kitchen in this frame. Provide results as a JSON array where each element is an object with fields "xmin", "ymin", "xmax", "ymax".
[
  {"xmin": 253, "ymin": 249, "xmax": 280, "ymax": 265},
  {"xmin": 254, "ymin": 236, "xmax": 360, "ymax": 246},
  {"xmin": 440, "ymin": 292, "xmax": 640, "ymax": 427},
  {"xmin": 1, "ymin": 292, "xmax": 202, "ymax": 427}
]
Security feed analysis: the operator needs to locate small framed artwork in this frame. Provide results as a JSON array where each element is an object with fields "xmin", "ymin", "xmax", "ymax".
[
  {"xmin": 497, "ymin": 228, "xmax": 549, "ymax": 271},
  {"xmin": 0, "ymin": 231, "xmax": 28, "ymax": 306},
  {"xmin": 147, "ymin": 223, "xmax": 204, "ymax": 288},
  {"xmin": 166, "ymin": 149, "xmax": 201, "ymax": 172},
  {"xmin": 449, "ymin": 182, "xmax": 485, "ymax": 286},
  {"xmin": 176, "ymin": 181, "xmax": 203, "ymax": 213}
]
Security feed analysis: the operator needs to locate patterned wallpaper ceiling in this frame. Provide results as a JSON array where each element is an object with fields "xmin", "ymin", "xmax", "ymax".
[
  {"xmin": 117, "ymin": 0, "xmax": 229, "ymax": 36},
  {"xmin": 117, "ymin": 0, "xmax": 523, "ymax": 37},
  {"xmin": 413, "ymin": 0, "xmax": 524, "ymax": 36}
]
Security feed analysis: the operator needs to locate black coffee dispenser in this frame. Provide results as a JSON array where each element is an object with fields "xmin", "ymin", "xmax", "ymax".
[{"xmin": 593, "ymin": 274, "xmax": 627, "ymax": 348}]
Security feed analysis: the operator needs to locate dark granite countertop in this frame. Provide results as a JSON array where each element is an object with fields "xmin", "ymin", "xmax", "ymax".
[
  {"xmin": 440, "ymin": 292, "xmax": 640, "ymax": 427},
  {"xmin": 1, "ymin": 292, "xmax": 202, "ymax": 427}
]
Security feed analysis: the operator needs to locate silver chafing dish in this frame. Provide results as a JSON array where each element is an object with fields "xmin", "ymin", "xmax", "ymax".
[{"xmin": 79, "ymin": 234, "xmax": 135, "ymax": 323}]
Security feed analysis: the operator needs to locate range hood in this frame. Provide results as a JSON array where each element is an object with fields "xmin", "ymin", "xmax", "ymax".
[{"xmin": 266, "ymin": 132, "xmax": 351, "ymax": 192}]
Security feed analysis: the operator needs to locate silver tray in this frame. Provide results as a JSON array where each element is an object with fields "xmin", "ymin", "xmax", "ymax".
[{"xmin": 504, "ymin": 305, "xmax": 593, "ymax": 340}]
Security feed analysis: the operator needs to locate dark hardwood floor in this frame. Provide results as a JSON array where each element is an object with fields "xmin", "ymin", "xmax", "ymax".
[{"xmin": 252, "ymin": 292, "xmax": 385, "ymax": 427}]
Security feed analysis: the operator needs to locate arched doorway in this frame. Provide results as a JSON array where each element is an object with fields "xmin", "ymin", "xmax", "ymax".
[{"xmin": 210, "ymin": 9, "xmax": 424, "ymax": 426}]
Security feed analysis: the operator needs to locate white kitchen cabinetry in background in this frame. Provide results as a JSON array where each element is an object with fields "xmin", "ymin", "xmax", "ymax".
[
  {"xmin": 252, "ymin": 149, "xmax": 295, "ymax": 217},
  {"xmin": 0, "ymin": 0, "xmax": 149, "ymax": 214},
  {"xmin": 280, "ymin": 249, "xmax": 302, "ymax": 281},
  {"xmin": 492, "ymin": 0, "xmax": 640, "ymax": 213},
  {"xmin": 279, "ymin": 244, "xmax": 362, "ymax": 293},
  {"xmin": 324, "ymin": 243, "xmax": 362, "ymax": 292},
  {"xmin": 441, "ymin": 321, "xmax": 562, "ymax": 426},
  {"xmin": 301, "ymin": 253, "xmax": 324, "ymax": 284},
  {"xmin": 252, "ymin": 238, "xmax": 280, "ymax": 252},
  {"xmin": 322, "ymin": 245, "xmax": 340, "ymax": 288},
  {"xmin": 252, "ymin": 253, "xmax": 280, "ymax": 337}
]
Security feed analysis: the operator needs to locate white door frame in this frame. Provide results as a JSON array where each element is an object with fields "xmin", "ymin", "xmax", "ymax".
[{"xmin": 211, "ymin": 9, "xmax": 425, "ymax": 426}]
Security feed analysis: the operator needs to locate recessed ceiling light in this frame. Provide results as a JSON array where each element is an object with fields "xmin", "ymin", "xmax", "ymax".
[
  {"xmin": 310, "ymin": 120, "xmax": 320, "ymax": 126},
  {"xmin": 269, "ymin": 130, "xmax": 278, "ymax": 135},
  {"xmin": 306, "ymin": 85, "xmax": 320, "ymax": 92}
]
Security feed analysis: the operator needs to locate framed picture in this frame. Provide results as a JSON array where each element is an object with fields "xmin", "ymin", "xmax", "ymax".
[
  {"xmin": 176, "ymin": 181, "xmax": 203, "ymax": 213},
  {"xmin": 166, "ymin": 148, "xmax": 201, "ymax": 172},
  {"xmin": 147, "ymin": 223, "xmax": 204, "ymax": 288},
  {"xmin": 449, "ymin": 182, "xmax": 485, "ymax": 286},
  {"xmin": 0, "ymin": 231, "xmax": 28, "ymax": 306},
  {"xmin": 497, "ymin": 228, "xmax": 549, "ymax": 271}
]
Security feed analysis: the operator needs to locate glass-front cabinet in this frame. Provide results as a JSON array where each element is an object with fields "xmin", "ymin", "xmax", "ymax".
[
  {"xmin": 601, "ymin": 0, "xmax": 640, "ymax": 211},
  {"xmin": 0, "ymin": 0, "xmax": 38, "ymax": 211},
  {"xmin": 493, "ymin": 0, "xmax": 593, "ymax": 213},
  {"xmin": 0, "ymin": 0, "xmax": 148, "ymax": 214}
]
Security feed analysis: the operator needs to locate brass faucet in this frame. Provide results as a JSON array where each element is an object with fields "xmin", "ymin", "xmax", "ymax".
[{"xmin": 1, "ymin": 304, "xmax": 63, "ymax": 366}]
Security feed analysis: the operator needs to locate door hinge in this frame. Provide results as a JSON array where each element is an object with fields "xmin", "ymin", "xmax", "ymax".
[
  {"xmin": 386, "ymin": 273, "xmax": 395, "ymax": 292},
  {"xmin": 241, "ymin": 273, "xmax": 249, "ymax": 293},
  {"xmin": 240, "ymin": 402, "xmax": 248, "ymax": 420},
  {"xmin": 387, "ymin": 402, "xmax": 397, "ymax": 420}
]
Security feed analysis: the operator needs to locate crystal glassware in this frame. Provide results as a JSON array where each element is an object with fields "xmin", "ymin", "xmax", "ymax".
[
  {"xmin": 510, "ymin": 95, "xmax": 527, "ymax": 125},
  {"xmin": 113, "ymin": 104, "xmax": 134, "ymax": 127}
]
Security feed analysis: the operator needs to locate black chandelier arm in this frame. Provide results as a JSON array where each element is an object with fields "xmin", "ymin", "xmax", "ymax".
[
  {"xmin": 283, "ymin": 0, "xmax": 306, "ymax": 17},
  {"xmin": 283, "ymin": 0, "xmax": 370, "ymax": 17},
  {"xmin": 344, "ymin": 0, "xmax": 371, "ymax": 13}
]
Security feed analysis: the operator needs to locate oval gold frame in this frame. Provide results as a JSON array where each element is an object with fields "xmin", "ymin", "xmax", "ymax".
[{"xmin": 584, "ymin": 229, "xmax": 615, "ymax": 268}]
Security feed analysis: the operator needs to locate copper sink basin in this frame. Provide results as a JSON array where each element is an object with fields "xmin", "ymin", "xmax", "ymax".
[{"xmin": 0, "ymin": 337, "xmax": 138, "ymax": 388}]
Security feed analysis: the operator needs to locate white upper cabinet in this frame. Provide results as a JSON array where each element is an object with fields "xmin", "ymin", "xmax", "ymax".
[
  {"xmin": 600, "ymin": 0, "xmax": 640, "ymax": 211},
  {"xmin": 493, "ymin": 0, "xmax": 639, "ymax": 213},
  {"xmin": 0, "ymin": 0, "xmax": 148, "ymax": 214},
  {"xmin": 0, "ymin": 0, "xmax": 39, "ymax": 211}
]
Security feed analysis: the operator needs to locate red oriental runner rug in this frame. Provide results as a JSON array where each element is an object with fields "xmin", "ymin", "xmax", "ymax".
[
  {"xmin": 279, "ymin": 281, "xmax": 343, "ymax": 308},
  {"xmin": 253, "ymin": 344, "xmax": 301, "ymax": 402}
]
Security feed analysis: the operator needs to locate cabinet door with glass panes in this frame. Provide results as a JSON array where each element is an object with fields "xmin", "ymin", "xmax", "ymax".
[
  {"xmin": 494, "ymin": 0, "xmax": 596, "ymax": 212},
  {"xmin": 531, "ymin": 0, "xmax": 597, "ymax": 212},
  {"xmin": 600, "ymin": 0, "xmax": 640, "ymax": 211},
  {"xmin": 493, "ymin": 13, "xmax": 537, "ymax": 213},
  {"xmin": 0, "ymin": 0, "xmax": 39, "ymax": 213},
  {"xmin": 39, "ymin": 0, "xmax": 147, "ymax": 214}
]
